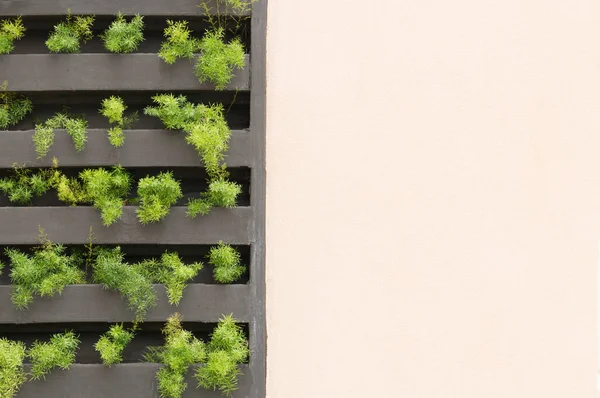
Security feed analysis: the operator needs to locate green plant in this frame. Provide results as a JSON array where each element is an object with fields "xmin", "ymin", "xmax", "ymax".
[
  {"xmin": 158, "ymin": 20, "xmax": 201, "ymax": 64},
  {"xmin": 6, "ymin": 230, "xmax": 86, "ymax": 309},
  {"xmin": 196, "ymin": 314, "xmax": 249, "ymax": 396},
  {"xmin": 102, "ymin": 13, "xmax": 144, "ymax": 54},
  {"xmin": 0, "ymin": 83, "xmax": 33, "ymax": 129},
  {"xmin": 195, "ymin": 28, "xmax": 245, "ymax": 90},
  {"xmin": 0, "ymin": 338, "xmax": 27, "ymax": 398},
  {"xmin": 0, "ymin": 165, "xmax": 59, "ymax": 205},
  {"xmin": 78, "ymin": 166, "xmax": 132, "ymax": 226},
  {"xmin": 93, "ymin": 247, "xmax": 157, "ymax": 322},
  {"xmin": 136, "ymin": 172, "xmax": 182, "ymax": 224},
  {"xmin": 0, "ymin": 17, "xmax": 26, "ymax": 55},
  {"xmin": 99, "ymin": 96, "xmax": 138, "ymax": 147},
  {"xmin": 135, "ymin": 252, "xmax": 203, "ymax": 305},
  {"xmin": 28, "ymin": 331, "xmax": 80, "ymax": 380},
  {"xmin": 187, "ymin": 179, "xmax": 241, "ymax": 218},
  {"xmin": 145, "ymin": 314, "xmax": 206, "ymax": 398},
  {"xmin": 46, "ymin": 12, "xmax": 94, "ymax": 53},
  {"xmin": 208, "ymin": 242, "xmax": 245, "ymax": 283},
  {"xmin": 33, "ymin": 112, "xmax": 88, "ymax": 158},
  {"xmin": 95, "ymin": 324, "xmax": 135, "ymax": 366}
]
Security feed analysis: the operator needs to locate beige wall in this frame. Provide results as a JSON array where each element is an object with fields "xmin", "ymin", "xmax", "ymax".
[{"xmin": 265, "ymin": 0, "xmax": 600, "ymax": 397}]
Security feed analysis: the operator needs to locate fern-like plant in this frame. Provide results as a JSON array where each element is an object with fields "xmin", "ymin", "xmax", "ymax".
[
  {"xmin": 33, "ymin": 112, "xmax": 88, "ymax": 158},
  {"xmin": 95, "ymin": 324, "xmax": 135, "ymax": 366},
  {"xmin": 158, "ymin": 20, "xmax": 201, "ymax": 64},
  {"xmin": 93, "ymin": 247, "xmax": 157, "ymax": 322},
  {"xmin": 196, "ymin": 314, "xmax": 249, "ymax": 396},
  {"xmin": 0, "ymin": 83, "xmax": 33, "ymax": 129},
  {"xmin": 136, "ymin": 172, "xmax": 182, "ymax": 224},
  {"xmin": 46, "ymin": 12, "xmax": 94, "ymax": 53},
  {"xmin": 6, "ymin": 231, "xmax": 86, "ymax": 309},
  {"xmin": 99, "ymin": 96, "xmax": 138, "ymax": 147},
  {"xmin": 102, "ymin": 13, "xmax": 144, "ymax": 54},
  {"xmin": 135, "ymin": 252, "xmax": 203, "ymax": 305},
  {"xmin": 145, "ymin": 313, "xmax": 206, "ymax": 398},
  {"xmin": 208, "ymin": 243, "xmax": 245, "ymax": 283},
  {"xmin": 187, "ymin": 178, "xmax": 241, "ymax": 218},
  {"xmin": 0, "ymin": 165, "xmax": 59, "ymax": 205},
  {"xmin": 28, "ymin": 331, "xmax": 80, "ymax": 380},
  {"xmin": 0, "ymin": 17, "xmax": 26, "ymax": 55},
  {"xmin": 0, "ymin": 338, "xmax": 27, "ymax": 398},
  {"xmin": 195, "ymin": 29, "xmax": 245, "ymax": 90},
  {"xmin": 78, "ymin": 166, "xmax": 132, "ymax": 226}
]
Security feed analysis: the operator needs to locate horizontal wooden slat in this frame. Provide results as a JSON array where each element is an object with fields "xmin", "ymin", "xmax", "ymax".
[
  {"xmin": 0, "ymin": 129, "xmax": 252, "ymax": 168},
  {"xmin": 18, "ymin": 364, "xmax": 252, "ymax": 398},
  {"xmin": 0, "ymin": 284, "xmax": 250, "ymax": 324},
  {"xmin": 0, "ymin": 207, "xmax": 252, "ymax": 244},
  {"xmin": 0, "ymin": 0, "xmax": 250, "ymax": 17},
  {"xmin": 0, "ymin": 54, "xmax": 250, "ymax": 91}
]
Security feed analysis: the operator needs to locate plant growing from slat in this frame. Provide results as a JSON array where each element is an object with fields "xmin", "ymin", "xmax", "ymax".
[
  {"xmin": 46, "ymin": 11, "xmax": 94, "ymax": 53},
  {"xmin": 195, "ymin": 28, "xmax": 245, "ymax": 90},
  {"xmin": 136, "ymin": 172, "xmax": 183, "ymax": 224},
  {"xmin": 0, "ymin": 17, "xmax": 26, "ymax": 55},
  {"xmin": 95, "ymin": 324, "xmax": 135, "ymax": 366},
  {"xmin": 0, "ymin": 83, "xmax": 33, "ymax": 130},
  {"xmin": 77, "ymin": 166, "xmax": 132, "ymax": 226},
  {"xmin": 0, "ymin": 338, "xmax": 27, "ymax": 398},
  {"xmin": 208, "ymin": 242, "xmax": 245, "ymax": 283},
  {"xmin": 0, "ymin": 164, "xmax": 59, "ymax": 205},
  {"xmin": 102, "ymin": 13, "xmax": 144, "ymax": 54},
  {"xmin": 99, "ymin": 96, "xmax": 138, "ymax": 147},
  {"xmin": 34, "ymin": 112, "xmax": 89, "ymax": 159},
  {"xmin": 158, "ymin": 20, "xmax": 201, "ymax": 64},
  {"xmin": 28, "ymin": 332, "xmax": 80, "ymax": 380}
]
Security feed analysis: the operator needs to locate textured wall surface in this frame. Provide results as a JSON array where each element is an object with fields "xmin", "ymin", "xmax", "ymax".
[{"xmin": 265, "ymin": 0, "xmax": 600, "ymax": 397}]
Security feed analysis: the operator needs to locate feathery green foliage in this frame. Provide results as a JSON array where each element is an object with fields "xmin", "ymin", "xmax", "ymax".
[
  {"xmin": 145, "ymin": 314, "xmax": 206, "ymax": 398},
  {"xmin": 0, "ymin": 165, "xmax": 59, "ymax": 205},
  {"xmin": 135, "ymin": 252, "xmax": 203, "ymax": 305},
  {"xmin": 46, "ymin": 12, "xmax": 94, "ymax": 53},
  {"xmin": 100, "ymin": 96, "xmax": 138, "ymax": 147},
  {"xmin": 95, "ymin": 324, "xmax": 135, "ymax": 366},
  {"xmin": 0, "ymin": 18, "xmax": 26, "ymax": 55},
  {"xmin": 158, "ymin": 20, "xmax": 201, "ymax": 64},
  {"xmin": 136, "ymin": 172, "xmax": 182, "ymax": 224},
  {"xmin": 0, "ymin": 338, "xmax": 27, "ymax": 398},
  {"xmin": 28, "ymin": 332, "xmax": 80, "ymax": 380},
  {"xmin": 195, "ymin": 29, "xmax": 245, "ymax": 90},
  {"xmin": 6, "ymin": 231, "xmax": 86, "ymax": 309},
  {"xmin": 102, "ymin": 13, "xmax": 144, "ymax": 54},
  {"xmin": 0, "ymin": 83, "xmax": 33, "ymax": 130},
  {"xmin": 34, "ymin": 112, "xmax": 88, "ymax": 158},
  {"xmin": 78, "ymin": 166, "xmax": 132, "ymax": 226},
  {"xmin": 186, "ymin": 179, "xmax": 241, "ymax": 218},
  {"xmin": 93, "ymin": 247, "xmax": 157, "ymax": 322},
  {"xmin": 208, "ymin": 243, "xmax": 245, "ymax": 283},
  {"xmin": 196, "ymin": 314, "xmax": 249, "ymax": 396}
]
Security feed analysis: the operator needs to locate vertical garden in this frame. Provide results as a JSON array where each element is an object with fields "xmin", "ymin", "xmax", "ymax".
[{"xmin": 0, "ymin": 0, "xmax": 266, "ymax": 397}]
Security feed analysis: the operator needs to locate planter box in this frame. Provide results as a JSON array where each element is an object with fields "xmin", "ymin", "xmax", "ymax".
[
  {"xmin": 0, "ymin": 129, "xmax": 253, "ymax": 168},
  {"xmin": 0, "ymin": 207, "xmax": 253, "ymax": 244},
  {"xmin": 18, "ymin": 364, "xmax": 252, "ymax": 398},
  {"xmin": 0, "ymin": 0, "xmax": 250, "ymax": 17},
  {"xmin": 0, "ymin": 284, "xmax": 251, "ymax": 324},
  {"xmin": 0, "ymin": 54, "xmax": 250, "ymax": 92}
]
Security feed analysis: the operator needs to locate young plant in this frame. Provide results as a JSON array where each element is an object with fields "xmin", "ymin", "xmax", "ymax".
[
  {"xmin": 0, "ymin": 165, "xmax": 58, "ymax": 205},
  {"xmin": 6, "ymin": 232, "xmax": 86, "ymax": 309},
  {"xmin": 28, "ymin": 332, "xmax": 80, "ymax": 380},
  {"xmin": 0, "ymin": 17, "xmax": 26, "ymax": 55},
  {"xmin": 195, "ymin": 28, "xmax": 245, "ymax": 90},
  {"xmin": 136, "ymin": 172, "xmax": 182, "ymax": 224},
  {"xmin": 46, "ymin": 12, "xmax": 94, "ymax": 53},
  {"xmin": 196, "ymin": 314, "xmax": 249, "ymax": 396},
  {"xmin": 78, "ymin": 166, "xmax": 132, "ymax": 226},
  {"xmin": 102, "ymin": 13, "xmax": 144, "ymax": 54},
  {"xmin": 208, "ymin": 243, "xmax": 245, "ymax": 284},
  {"xmin": 0, "ymin": 338, "xmax": 27, "ymax": 398},
  {"xmin": 187, "ymin": 178, "xmax": 242, "ymax": 218},
  {"xmin": 99, "ymin": 96, "xmax": 138, "ymax": 147},
  {"xmin": 158, "ymin": 20, "xmax": 201, "ymax": 64},
  {"xmin": 0, "ymin": 83, "xmax": 33, "ymax": 129},
  {"xmin": 95, "ymin": 324, "xmax": 135, "ymax": 366},
  {"xmin": 33, "ymin": 112, "xmax": 88, "ymax": 158},
  {"xmin": 93, "ymin": 247, "xmax": 157, "ymax": 322},
  {"xmin": 145, "ymin": 314, "xmax": 206, "ymax": 398},
  {"xmin": 135, "ymin": 252, "xmax": 203, "ymax": 305}
]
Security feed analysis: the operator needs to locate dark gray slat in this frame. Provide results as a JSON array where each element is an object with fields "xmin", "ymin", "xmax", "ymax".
[
  {"xmin": 0, "ymin": 207, "xmax": 252, "ymax": 244},
  {"xmin": 18, "ymin": 364, "xmax": 253, "ymax": 398},
  {"xmin": 0, "ymin": 54, "xmax": 250, "ymax": 91},
  {"xmin": 0, "ymin": 129, "xmax": 252, "ymax": 168},
  {"xmin": 0, "ymin": 0, "xmax": 250, "ymax": 16},
  {"xmin": 0, "ymin": 284, "xmax": 251, "ymax": 324}
]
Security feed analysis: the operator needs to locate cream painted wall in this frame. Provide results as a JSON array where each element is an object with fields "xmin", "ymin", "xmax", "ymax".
[{"xmin": 265, "ymin": 1, "xmax": 600, "ymax": 397}]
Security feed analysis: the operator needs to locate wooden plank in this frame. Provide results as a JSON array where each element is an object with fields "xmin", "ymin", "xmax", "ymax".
[
  {"xmin": 0, "ymin": 207, "xmax": 252, "ymax": 244},
  {"xmin": 0, "ymin": 54, "xmax": 250, "ymax": 91},
  {"xmin": 0, "ymin": 0, "xmax": 250, "ymax": 17},
  {"xmin": 18, "ymin": 364, "xmax": 253, "ymax": 398},
  {"xmin": 0, "ymin": 129, "xmax": 252, "ymax": 168},
  {"xmin": 0, "ymin": 284, "xmax": 251, "ymax": 324}
]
